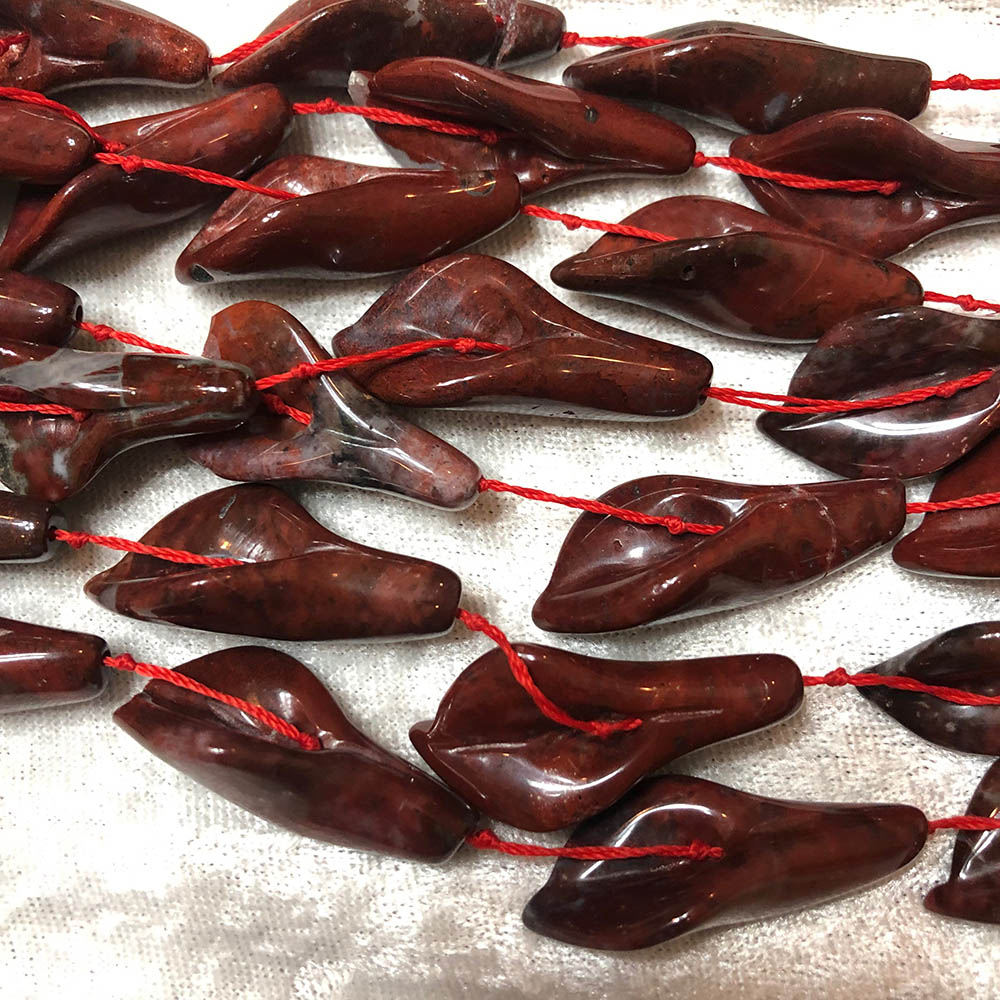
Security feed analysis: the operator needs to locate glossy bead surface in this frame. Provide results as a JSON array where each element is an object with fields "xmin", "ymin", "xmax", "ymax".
[
  {"xmin": 533, "ymin": 474, "xmax": 905, "ymax": 634},
  {"xmin": 0, "ymin": 492, "xmax": 64, "ymax": 562},
  {"xmin": 412, "ymin": 643, "xmax": 802, "ymax": 831},
  {"xmin": 857, "ymin": 622, "xmax": 1000, "ymax": 755},
  {"xmin": 360, "ymin": 58, "xmax": 695, "ymax": 174},
  {"xmin": 85, "ymin": 484, "xmax": 463, "ymax": 641},
  {"xmin": 0, "ymin": 85, "xmax": 292, "ymax": 272},
  {"xmin": 0, "ymin": 0, "xmax": 210, "ymax": 92},
  {"xmin": 523, "ymin": 775, "xmax": 928, "ymax": 950},
  {"xmin": 332, "ymin": 253, "xmax": 713, "ymax": 419},
  {"xmin": 562, "ymin": 22, "xmax": 931, "ymax": 134},
  {"xmin": 0, "ymin": 615, "xmax": 107, "ymax": 713},
  {"xmin": 0, "ymin": 341, "xmax": 257, "ymax": 503},
  {"xmin": 174, "ymin": 161, "xmax": 521, "ymax": 284},
  {"xmin": 214, "ymin": 0, "xmax": 565, "ymax": 91},
  {"xmin": 757, "ymin": 307, "xmax": 1000, "ymax": 480},
  {"xmin": 732, "ymin": 110, "xmax": 1000, "ymax": 257},
  {"xmin": 0, "ymin": 104, "xmax": 95, "ymax": 185},
  {"xmin": 549, "ymin": 196, "xmax": 922, "ymax": 343},
  {"xmin": 925, "ymin": 759, "xmax": 1000, "ymax": 925},
  {"xmin": 114, "ymin": 645, "xmax": 477, "ymax": 860},
  {"xmin": 0, "ymin": 271, "xmax": 81, "ymax": 346},
  {"xmin": 184, "ymin": 300, "xmax": 481, "ymax": 508},
  {"xmin": 894, "ymin": 435, "xmax": 1000, "ymax": 577}
]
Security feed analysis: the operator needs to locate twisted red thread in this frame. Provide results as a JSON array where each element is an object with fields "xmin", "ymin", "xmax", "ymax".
[
  {"xmin": 0, "ymin": 400, "xmax": 86, "ymax": 421},
  {"xmin": 211, "ymin": 23, "xmax": 296, "ymax": 66},
  {"xmin": 929, "ymin": 816, "xmax": 1000, "ymax": 832},
  {"xmin": 931, "ymin": 75, "xmax": 1000, "ymax": 91},
  {"xmin": 293, "ymin": 98, "xmax": 502, "ymax": 145},
  {"xmin": 0, "ymin": 32, "xmax": 28, "ymax": 56},
  {"xmin": 261, "ymin": 393, "xmax": 311, "ymax": 424},
  {"xmin": 104, "ymin": 653, "xmax": 322, "ymax": 751},
  {"xmin": 52, "ymin": 528, "xmax": 244, "ymax": 568},
  {"xmin": 456, "ymin": 608, "xmax": 643, "ymax": 737},
  {"xmin": 692, "ymin": 151, "xmax": 901, "ymax": 195},
  {"xmin": 521, "ymin": 203, "xmax": 675, "ymax": 242},
  {"xmin": 467, "ymin": 829, "xmax": 723, "ymax": 860},
  {"xmin": 804, "ymin": 667, "xmax": 1000, "ymax": 707},
  {"xmin": 560, "ymin": 32, "xmax": 669, "ymax": 49},
  {"xmin": 76, "ymin": 319, "xmax": 179, "ymax": 355},
  {"xmin": 907, "ymin": 491, "xmax": 1000, "ymax": 514},
  {"xmin": 924, "ymin": 290, "xmax": 1000, "ymax": 313},
  {"xmin": 477, "ymin": 477, "xmax": 723, "ymax": 535},
  {"xmin": 0, "ymin": 86, "xmax": 124, "ymax": 152}
]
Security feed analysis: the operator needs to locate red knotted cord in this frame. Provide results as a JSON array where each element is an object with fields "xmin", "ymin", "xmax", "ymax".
[
  {"xmin": 77, "ymin": 319, "xmax": 179, "ymax": 355},
  {"xmin": 210, "ymin": 23, "xmax": 296, "ymax": 65},
  {"xmin": 804, "ymin": 667, "xmax": 1000, "ymax": 707},
  {"xmin": 0, "ymin": 86, "xmax": 125, "ymax": 152},
  {"xmin": 931, "ymin": 75, "xmax": 1000, "ymax": 91},
  {"xmin": 923, "ymin": 290, "xmax": 1000, "ymax": 313}
]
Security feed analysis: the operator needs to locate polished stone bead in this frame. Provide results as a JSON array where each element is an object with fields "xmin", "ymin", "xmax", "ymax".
[
  {"xmin": 114, "ymin": 645, "xmax": 477, "ymax": 860},
  {"xmin": 549, "ymin": 196, "xmax": 922, "ymax": 342},
  {"xmin": 360, "ymin": 58, "xmax": 695, "ymax": 175},
  {"xmin": 214, "ymin": 0, "xmax": 565, "ymax": 91},
  {"xmin": 332, "ymin": 253, "xmax": 713, "ymax": 419},
  {"xmin": 0, "ymin": 615, "xmax": 107, "ymax": 713},
  {"xmin": 85, "ymin": 484, "xmax": 463, "ymax": 641},
  {"xmin": 533, "ymin": 474, "xmax": 905, "ymax": 634},
  {"xmin": 184, "ymin": 300, "xmax": 481, "ymax": 509},
  {"xmin": 757, "ymin": 307, "xmax": 1000, "ymax": 481},
  {"xmin": 0, "ymin": 341, "xmax": 257, "ymax": 503},
  {"xmin": 894, "ymin": 435, "xmax": 1000, "ymax": 577},
  {"xmin": 0, "ymin": 104, "xmax": 95, "ymax": 185},
  {"xmin": 412, "ymin": 643, "xmax": 802, "ymax": 831},
  {"xmin": 175, "ymin": 155, "xmax": 521, "ymax": 283},
  {"xmin": 857, "ymin": 622, "xmax": 1000, "ymax": 755},
  {"xmin": 0, "ymin": 0, "xmax": 210, "ymax": 92},
  {"xmin": 562, "ymin": 22, "xmax": 931, "ymax": 134},
  {"xmin": 523, "ymin": 775, "xmax": 928, "ymax": 950},
  {"xmin": 731, "ymin": 110, "xmax": 1000, "ymax": 257},
  {"xmin": 0, "ymin": 271, "xmax": 81, "ymax": 346},
  {"xmin": 0, "ymin": 492, "xmax": 64, "ymax": 562},
  {"xmin": 0, "ymin": 85, "xmax": 292, "ymax": 272},
  {"xmin": 925, "ymin": 759, "xmax": 1000, "ymax": 925},
  {"xmin": 347, "ymin": 69, "xmax": 677, "ymax": 194}
]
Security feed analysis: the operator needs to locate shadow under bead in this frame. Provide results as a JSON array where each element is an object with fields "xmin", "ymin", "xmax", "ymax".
[
  {"xmin": 549, "ymin": 196, "xmax": 922, "ymax": 343},
  {"xmin": 411, "ymin": 643, "xmax": 802, "ymax": 831},
  {"xmin": 523, "ymin": 775, "xmax": 928, "ymax": 950},
  {"xmin": 0, "ymin": 615, "xmax": 107, "ymax": 713},
  {"xmin": 85, "ymin": 484, "xmax": 463, "ymax": 641},
  {"xmin": 532, "ymin": 474, "xmax": 906, "ymax": 634},
  {"xmin": 332, "ymin": 253, "xmax": 713, "ymax": 419},
  {"xmin": 114, "ymin": 645, "xmax": 477, "ymax": 861}
]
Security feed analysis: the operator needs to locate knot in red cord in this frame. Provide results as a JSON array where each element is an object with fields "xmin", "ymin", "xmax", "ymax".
[
  {"xmin": 692, "ymin": 151, "xmax": 708, "ymax": 168},
  {"xmin": 561, "ymin": 30, "xmax": 581, "ymax": 47},
  {"xmin": 52, "ymin": 529, "xmax": 89, "ymax": 550},
  {"xmin": 104, "ymin": 653, "xmax": 138, "ymax": 673},
  {"xmin": 454, "ymin": 338, "xmax": 479, "ymax": 353},
  {"xmin": 876, "ymin": 180, "xmax": 902, "ymax": 196},
  {"xmin": 820, "ymin": 667, "xmax": 852, "ymax": 688},
  {"xmin": 942, "ymin": 73, "xmax": 973, "ymax": 90},
  {"xmin": 112, "ymin": 154, "xmax": 145, "ymax": 175}
]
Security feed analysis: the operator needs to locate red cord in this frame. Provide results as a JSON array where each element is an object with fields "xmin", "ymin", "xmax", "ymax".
[
  {"xmin": 456, "ymin": 608, "xmax": 643, "ymax": 737},
  {"xmin": 77, "ymin": 320, "xmax": 179, "ymax": 355},
  {"xmin": 929, "ymin": 816, "xmax": 1000, "ymax": 832},
  {"xmin": 52, "ymin": 528, "xmax": 244, "ymax": 568},
  {"xmin": 907, "ymin": 491, "xmax": 1000, "ymax": 514},
  {"xmin": 804, "ymin": 667, "xmax": 1000, "ymax": 706},
  {"xmin": 0, "ymin": 86, "xmax": 124, "ymax": 152},
  {"xmin": 104, "ymin": 653, "xmax": 321, "ymax": 750},
  {"xmin": 931, "ymin": 75, "xmax": 1000, "ymax": 91},
  {"xmin": 466, "ymin": 828, "xmax": 723, "ymax": 860},
  {"xmin": 0, "ymin": 31, "xmax": 28, "ymax": 56},
  {"xmin": 211, "ymin": 23, "xmax": 296, "ymax": 66},
  {"xmin": 260, "ymin": 393, "xmax": 311, "ymax": 424},
  {"xmin": 924, "ymin": 290, "xmax": 1000, "ymax": 313},
  {"xmin": 0, "ymin": 400, "xmax": 87, "ymax": 421},
  {"xmin": 560, "ymin": 32, "xmax": 669, "ymax": 49},
  {"xmin": 692, "ymin": 152, "xmax": 901, "ymax": 195},
  {"xmin": 521, "ymin": 203, "xmax": 675, "ymax": 242}
]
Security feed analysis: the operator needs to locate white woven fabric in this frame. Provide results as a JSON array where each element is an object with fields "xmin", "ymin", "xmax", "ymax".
[{"xmin": 3, "ymin": 1, "xmax": 999, "ymax": 996}]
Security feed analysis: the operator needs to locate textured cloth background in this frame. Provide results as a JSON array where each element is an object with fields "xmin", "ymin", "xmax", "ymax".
[{"xmin": 2, "ymin": 1, "xmax": 1000, "ymax": 997}]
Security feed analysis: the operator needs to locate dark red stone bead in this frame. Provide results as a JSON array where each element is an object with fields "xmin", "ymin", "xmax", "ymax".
[
  {"xmin": 0, "ymin": 271, "xmax": 81, "ymax": 346},
  {"xmin": 857, "ymin": 622, "xmax": 1000, "ymax": 755},
  {"xmin": 0, "ymin": 85, "xmax": 292, "ymax": 272},
  {"xmin": 0, "ymin": 104, "xmax": 96, "ymax": 185},
  {"xmin": 0, "ymin": 0, "xmax": 210, "ymax": 93},
  {"xmin": 562, "ymin": 22, "xmax": 930, "ymax": 134},
  {"xmin": 360, "ymin": 57, "xmax": 695, "ymax": 175},
  {"xmin": 332, "ymin": 253, "xmax": 713, "ymax": 419},
  {"xmin": 532, "ymin": 474, "xmax": 906, "ymax": 634},
  {"xmin": 412, "ymin": 643, "xmax": 802, "ymax": 831},
  {"xmin": 731, "ymin": 109, "xmax": 1000, "ymax": 257},
  {"xmin": 214, "ymin": 0, "xmax": 565, "ymax": 91},
  {"xmin": 894, "ymin": 434, "xmax": 1000, "ymax": 577},
  {"xmin": 0, "ymin": 492, "xmax": 64, "ymax": 562},
  {"xmin": 523, "ymin": 775, "xmax": 928, "ymax": 950},
  {"xmin": 114, "ymin": 645, "xmax": 477, "ymax": 860},
  {"xmin": 175, "ymin": 155, "xmax": 522, "ymax": 283},
  {"xmin": 925, "ymin": 759, "xmax": 1000, "ymax": 925},
  {"xmin": 0, "ymin": 615, "xmax": 107, "ymax": 713},
  {"xmin": 85, "ymin": 484, "xmax": 463, "ymax": 641},
  {"xmin": 183, "ymin": 300, "xmax": 481, "ymax": 509},
  {"xmin": 549, "ymin": 196, "xmax": 922, "ymax": 343},
  {"xmin": 757, "ymin": 307, "xmax": 1000, "ymax": 481},
  {"xmin": 0, "ymin": 341, "xmax": 257, "ymax": 503}
]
